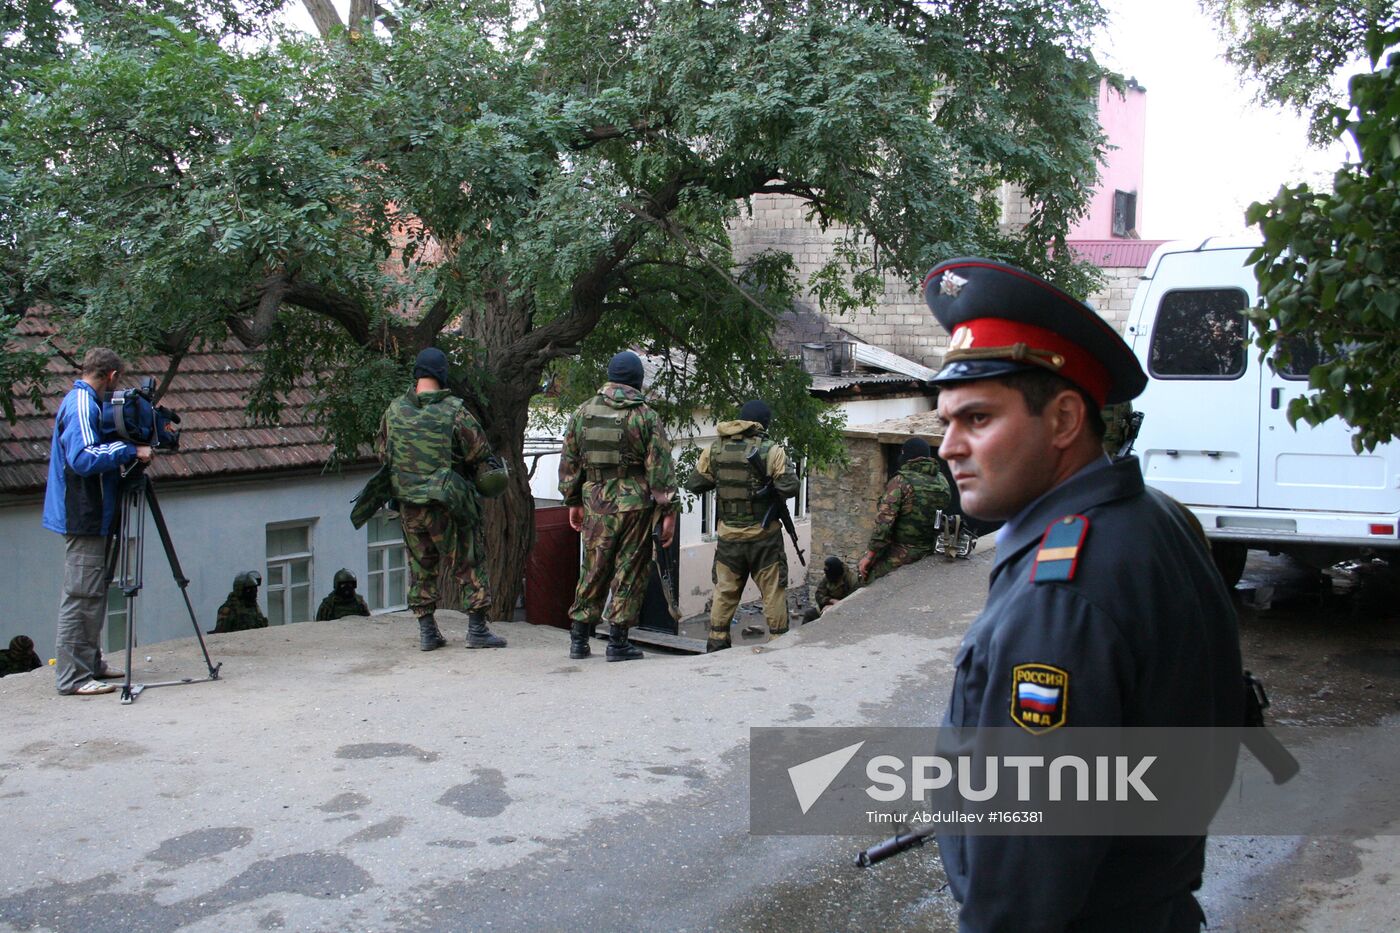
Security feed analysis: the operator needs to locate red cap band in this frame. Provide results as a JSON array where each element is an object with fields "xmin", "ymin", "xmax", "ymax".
[{"xmin": 948, "ymin": 318, "xmax": 1112, "ymax": 407}]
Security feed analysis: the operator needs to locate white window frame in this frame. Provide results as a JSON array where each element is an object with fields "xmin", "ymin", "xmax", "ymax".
[
  {"xmin": 266, "ymin": 520, "xmax": 314, "ymax": 626},
  {"xmin": 367, "ymin": 513, "xmax": 408, "ymax": 613},
  {"xmin": 699, "ymin": 489, "xmax": 718, "ymax": 540}
]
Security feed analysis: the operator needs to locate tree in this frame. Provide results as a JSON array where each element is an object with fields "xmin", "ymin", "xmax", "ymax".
[
  {"xmin": 1246, "ymin": 29, "xmax": 1400, "ymax": 452},
  {"xmin": 1200, "ymin": 0, "xmax": 1400, "ymax": 145},
  {"xmin": 3, "ymin": 0, "xmax": 1113, "ymax": 616}
]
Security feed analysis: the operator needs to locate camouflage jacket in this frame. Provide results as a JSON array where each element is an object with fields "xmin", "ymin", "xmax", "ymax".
[
  {"xmin": 814, "ymin": 566, "xmax": 860, "ymax": 607},
  {"xmin": 685, "ymin": 420, "xmax": 799, "ymax": 541},
  {"xmin": 558, "ymin": 383, "xmax": 679, "ymax": 516},
  {"xmin": 316, "ymin": 593, "xmax": 370, "ymax": 621},
  {"xmin": 1101, "ymin": 401, "xmax": 1135, "ymax": 458},
  {"xmin": 868, "ymin": 457, "xmax": 951, "ymax": 553},
  {"xmin": 213, "ymin": 595, "xmax": 269, "ymax": 633},
  {"xmin": 376, "ymin": 388, "xmax": 494, "ymax": 516}
]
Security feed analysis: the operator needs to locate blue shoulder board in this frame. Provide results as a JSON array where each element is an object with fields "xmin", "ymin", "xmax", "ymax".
[{"xmin": 1031, "ymin": 514, "xmax": 1089, "ymax": 583}]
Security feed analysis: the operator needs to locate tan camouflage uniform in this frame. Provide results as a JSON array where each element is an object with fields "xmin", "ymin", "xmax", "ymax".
[{"xmin": 685, "ymin": 420, "xmax": 799, "ymax": 649}]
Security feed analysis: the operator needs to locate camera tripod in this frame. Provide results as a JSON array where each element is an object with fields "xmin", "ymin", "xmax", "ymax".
[{"xmin": 109, "ymin": 464, "xmax": 221, "ymax": 704}]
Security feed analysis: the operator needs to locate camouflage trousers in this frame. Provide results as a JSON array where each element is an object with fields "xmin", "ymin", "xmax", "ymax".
[
  {"xmin": 400, "ymin": 502, "xmax": 491, "ymax": 615},
  {"xmin": 709, "ymin": 530, "xmax": 788, "ymax": 646},
  {"xmin": 568, "ymin": 507, "xmax": 654, "ymax": 630},
  {"xmin": 866, "ymin": 543, "xmax": 933, "ymax": 583}
]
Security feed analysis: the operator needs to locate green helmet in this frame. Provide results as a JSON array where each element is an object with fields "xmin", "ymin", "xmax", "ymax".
[
  {"xmin": 233, "ymin": 570, "xmax": 262, "ymax": 593},
  {"xmin": 474, "ymin": 456, "xmax": 508, "ymax": 498},
  {"xmin": 333, "ymin": 568, "xmax": 357, "ymax": 588}
]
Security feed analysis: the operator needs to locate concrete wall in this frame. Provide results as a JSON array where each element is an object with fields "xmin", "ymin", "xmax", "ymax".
[
  {"xmin": 807, "ymin": 435, "xmax": 893, "ymax": 588},
  {"xmin": 1, "ymin": 466, "xmax": 381, "ymax": 662},
  {"xmin": 1082, "ymin": 266, "xmax": 1142, "ymax": 335}
]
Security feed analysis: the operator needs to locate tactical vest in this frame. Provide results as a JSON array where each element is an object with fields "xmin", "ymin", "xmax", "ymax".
[
  {"xmin": 580, "ymin": 396, "xmax": 645, "ymax": 483},
  {"xmin": 713, "ymin": 436, "xmax": 772, "ymax": 527},
  {"xmin": 385, "ymin": 393, "xmax": 473, "ymax": 515},
  {"xmin": 891, "ymin": 461, "xmax": 949, "ymax": 546}
]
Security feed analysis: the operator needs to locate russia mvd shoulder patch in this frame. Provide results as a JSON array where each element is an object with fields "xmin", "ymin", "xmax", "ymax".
[
  {"xmin": 1031, "ymin": 514, "xmax": 1089, "ymax": 583},
  {"xmin": 1010, "ymin": 663, "xmax": 1069, "ymax": 733}
]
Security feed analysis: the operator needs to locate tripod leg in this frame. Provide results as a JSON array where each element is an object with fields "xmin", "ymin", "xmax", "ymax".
[
  {"xmin": 117, "ymin": 481, "xmax": 140, "ymax": 703},
  {"xmin": 143, "ymin": 479, "xmax": 221, "ymax": 680}
]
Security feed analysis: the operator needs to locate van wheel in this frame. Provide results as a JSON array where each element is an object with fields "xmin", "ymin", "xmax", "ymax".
[{"xmin": 1211, "ymin": 543, "xmax": 1248, "ymax": 589}]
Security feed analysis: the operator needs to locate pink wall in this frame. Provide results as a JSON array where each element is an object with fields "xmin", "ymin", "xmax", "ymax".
[{"xmin": 1069, "ymin": 78, "xmax": 1147, "ymax": 239}]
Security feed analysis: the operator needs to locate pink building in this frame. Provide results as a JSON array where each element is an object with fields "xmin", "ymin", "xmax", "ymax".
[{"xmin": 1069, "ymin": 77, "xmax": 1148, "ymax": 239}]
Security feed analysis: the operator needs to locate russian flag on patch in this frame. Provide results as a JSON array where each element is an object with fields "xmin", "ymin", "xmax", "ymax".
[{"xmin": 1016, "ymin": 682, "xmax": 1061, "ymax": 713}]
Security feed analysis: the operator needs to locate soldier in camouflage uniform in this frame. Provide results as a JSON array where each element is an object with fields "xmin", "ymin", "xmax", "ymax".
[
  {"xmin": 801, "ymin": 555, "xmax": 860, "ymax": 623},
  {"xmin": 377, "ymin": 347, "xmax": 506, "ymax": 652},
  {"xmin": 316, "ymin": 568, "xmax": 371, "ymax": 621},
  {"xmin": 212, "ymin": 571, "xmax": 270, "ymax": 633},
  {"xmin": 558, "ymin": 351, "xmax": 678, "ymax": 662},
  {"xmin": 858, "ymin": 437, "xmax": 951, "ymax": 583},
  {"xmin": 1100, "ymin": 401, "xmax": 1136, "ymax": 458},
  {"xmin": 685, "ymin": 399, "xmax": 800, "ymax": 652},
  {"xmin": 0, "ymin": 635, "xmax": 43, "ymax": 678}
]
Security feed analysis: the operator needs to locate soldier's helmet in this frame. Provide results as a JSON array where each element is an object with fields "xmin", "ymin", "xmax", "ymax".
[
  {"xmin": 233, "ymin": 570, "xmax": 262, "ymax": 593},
  {"xmin": 333, "ymin": 568, "xmax": 357, "ymax": 590},
  {"xmin": 474, "ymin": 456, "xmax": 508, "ymax": 498}
]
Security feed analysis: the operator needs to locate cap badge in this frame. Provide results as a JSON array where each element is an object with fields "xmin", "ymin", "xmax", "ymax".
[
  {"xmin": 949, "ymin": 326, "xmax": 975, "ymax": 351},
  {"xmin": 939, "ymin": 270, "xmax": 968, "ymax": 298}
]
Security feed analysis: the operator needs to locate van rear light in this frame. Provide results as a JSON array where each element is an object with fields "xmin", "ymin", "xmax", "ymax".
[{"xmin": 1368, "ymin": 524, "xmax": 1394, "ymax": 536}]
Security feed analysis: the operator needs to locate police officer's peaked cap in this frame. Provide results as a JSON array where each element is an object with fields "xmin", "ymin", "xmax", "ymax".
[
  {"xmin": 607, "ymin": 350, "xmax": 645, "ymax": 390},
  {"xmin": 412, "ymin": 347, "xmax": 450, "ymax": 385},
  {"xmin": 900, "ymin": 437, "xmax": 932, "ymax": 464},
  {"xmin": 334, "ymin": 568, "xmax": 357, "ymax": 587},
  {"xmin": 739, "ymin": 399, "xmax": 772, "ymax": 429},
  {"xmin": 923, "ymin": 258, "xmax": 1147, "ymax": 406}
]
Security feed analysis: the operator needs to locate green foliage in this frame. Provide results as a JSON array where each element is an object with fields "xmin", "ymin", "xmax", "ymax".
[
  {"xmin": 1246, "ymin": 30, "xmax": 1400, "ymax": 452},
  {"xmin": 1201, "ymin": 0, "xmax": 1400, "ymax": 145}
]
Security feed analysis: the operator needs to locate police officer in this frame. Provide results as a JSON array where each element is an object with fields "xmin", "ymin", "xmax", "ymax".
[
  {"xmin": 213, "ymin": 571, "xmax": 270, "ymax": 633},
  {"xmin": 316, "ymin": 569, "xmax": 371, "ymax": 621},
  {"xmin": 801, "ymin": 555, "xmax": 860, "ymax": 623},
  {"xmin": 558, "ymin": 351, "xmax": 679, "ymax": 661},
  {"xmin": 377, "ymin": 347, "xmax": 507, "ymax": 652},
  {"xmin": 685, "ymin": 399, "xmax": 799, "ymax": 652},
  {"xmin": 923, "ymin": 258, "xmax": 1243, "ymax": 931},
  {"xmin": 858, "ymin": 436, "xmax": 951, "ymax": 582}
]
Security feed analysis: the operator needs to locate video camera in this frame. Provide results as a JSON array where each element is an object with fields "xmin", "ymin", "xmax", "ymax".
[{"xmin": 102, "ymin": 376, "xmax": 181, "ymax": 449}]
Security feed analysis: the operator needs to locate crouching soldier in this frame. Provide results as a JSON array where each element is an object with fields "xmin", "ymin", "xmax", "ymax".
[
  {"xmin": 213, "ymin": 571, "xmax": 270, "ymax": 633},
  {"xmin": 317, "ymin": 569, "xmax": 371, "ymax": 620},
  {"xmin": 802, "ymin": 556, "xmax": 860, "ymax": 623}
]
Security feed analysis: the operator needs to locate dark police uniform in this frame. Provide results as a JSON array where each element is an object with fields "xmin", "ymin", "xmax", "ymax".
[{"xmin": 924, "ymin": 258, "xmax": 1244, "ymax": 932}]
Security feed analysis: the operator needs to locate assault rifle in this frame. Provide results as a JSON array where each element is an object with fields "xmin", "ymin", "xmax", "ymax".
[{"xmin": 746, "ymin": 448, "xmax": 806, "ymax": 567}]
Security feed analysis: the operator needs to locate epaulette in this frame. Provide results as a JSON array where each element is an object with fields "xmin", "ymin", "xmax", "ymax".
[{"xmin": 1030, "ymin": 514, "xmax": 1089, "ymax": 583}]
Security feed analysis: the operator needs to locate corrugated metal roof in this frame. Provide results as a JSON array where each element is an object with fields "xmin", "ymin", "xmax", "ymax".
[
  {"xmin": 0, "ymin": 313, "xmax": 369, "ymax": 496},
  {"xmin": 1067, "ymin": 239, "xmax": 1168, "ymax": 269}
]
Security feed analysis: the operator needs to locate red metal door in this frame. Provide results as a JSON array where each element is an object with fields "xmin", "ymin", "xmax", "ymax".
[{"xmin": 525, "ymin": 505, "xmax": 580, "ymax": 628}]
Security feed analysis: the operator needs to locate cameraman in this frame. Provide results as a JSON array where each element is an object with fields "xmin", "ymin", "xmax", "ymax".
[{"xmin": 41, "ymin": 348, "xmax": 153, "ymax": 696}]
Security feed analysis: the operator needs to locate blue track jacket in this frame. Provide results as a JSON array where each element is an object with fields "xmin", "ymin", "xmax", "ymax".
[{"xmin": 42, "ymin": 380, "xmax": 137, "ymax": 536}]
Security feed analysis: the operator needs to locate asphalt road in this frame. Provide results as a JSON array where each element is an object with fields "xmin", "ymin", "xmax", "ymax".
[{"xmin": 2, "ymin": 545, "xmax": 1397, "ymax": 932}]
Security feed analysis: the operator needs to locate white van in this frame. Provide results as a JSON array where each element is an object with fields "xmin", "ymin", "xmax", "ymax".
[{"xmin": 1123, "ymin": 237, "xmax": 1400, "ymax": 586}]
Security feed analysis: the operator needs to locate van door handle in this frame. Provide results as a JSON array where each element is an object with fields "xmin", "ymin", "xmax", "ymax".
[
  {"xmin": 1165, "ymin": 450, "xmax": 1178, "ymax": 457},
  {"xmin": 1205, "ymin": 451, "xmax": 1221, "ymax": 458},
  {"xmin": 1271, "ymin": 388, "xmax": 1281, "ymax": 409}
]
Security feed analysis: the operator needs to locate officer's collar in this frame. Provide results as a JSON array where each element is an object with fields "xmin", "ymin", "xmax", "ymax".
[{"xmin": 992, "ymin": 456, "xmax": 1143, "ymax": 573}]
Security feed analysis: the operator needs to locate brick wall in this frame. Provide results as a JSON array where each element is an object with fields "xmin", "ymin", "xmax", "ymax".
[{"xmin": 1082, "ymin": 266, "xmax": 1141, "ymax": 335}]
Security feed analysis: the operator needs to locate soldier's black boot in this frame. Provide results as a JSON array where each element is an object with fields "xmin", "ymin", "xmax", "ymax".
[
  {"xmin": 465, "ymin": 610, "xmax": 507, "ymax": 649},
  {"xmin": 569, "ymin": 622, "xmax": 592, "ymax": 659},
  {"xmin": 606, "ymin": 624, "xmax": 644, "ymax": 662},
  {"xmin": 706, "ymin": 626, "xmax": 731, "ymax": 653},
  {"xmin": 418, "ymin": 613, "xmax": 446, "ymax": 651}
]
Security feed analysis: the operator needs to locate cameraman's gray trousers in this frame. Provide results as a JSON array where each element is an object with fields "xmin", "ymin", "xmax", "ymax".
[{"xmin": 55, "ymin": 535, "xmax": 110, "ymax": 694}]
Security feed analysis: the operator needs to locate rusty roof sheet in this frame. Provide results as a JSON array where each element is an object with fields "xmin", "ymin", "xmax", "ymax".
[{"xmin": 0, "ymin": 313, "xmax": 370, "ymax": 496}]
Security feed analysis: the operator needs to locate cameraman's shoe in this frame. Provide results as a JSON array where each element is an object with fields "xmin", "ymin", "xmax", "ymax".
[
  {"xmin": 569, "ymin": 622, "xmax": 592, "ymax": 659},
  {"xmin": 418, "ymin": 613, "xmax": 446, "ymax": 651},
  {"xmin": 605, "ymin": 624, "xmax": 643, "ymax": 662},
  {"xmin": 466, "ymin": 610, "xmax": 506, "ymax": 649}
]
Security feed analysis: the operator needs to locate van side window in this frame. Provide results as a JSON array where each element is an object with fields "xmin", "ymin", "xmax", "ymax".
[
  {"xmin": 1148, "ymin": 288, "xmax": 1249, "ymax": 379},
  {"xmin": 1275, "ymin": 334, "xmax": 1336, "ymax": 380}
]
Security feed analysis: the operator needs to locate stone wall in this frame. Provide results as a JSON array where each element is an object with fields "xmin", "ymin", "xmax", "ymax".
[{"xmin": 1082, "ymin": 265, "xmax": 1141, "ymax": 335}]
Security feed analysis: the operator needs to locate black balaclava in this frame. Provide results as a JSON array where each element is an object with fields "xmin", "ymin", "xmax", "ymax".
[
  {"xmin": 823, "ymin": 556, "xmax": 845, "ymax": 582},
  {"xmin": 901, "ymin": 436, "xmax": 932, "ymax": 464},
  {"xmin": 739, "ymin": 399, "xmax": 772, "ymax": 429},
  {"xmin": 607, "ymin": 351, "xmax": 645, "ymax": 390},
  {"xmin": 413, "ymin": 348, "xmax": 450, "ymax": 385}
]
